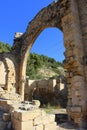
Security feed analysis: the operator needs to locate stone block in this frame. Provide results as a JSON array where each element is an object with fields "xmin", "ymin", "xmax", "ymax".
[
  {"xmin": 75, "ymin": 90, "xmax": 80, "ymax": 97},
  {"xmin": 35, "ymin": 124, "xmax": 43, "ymax": 130},
  {"xmin": 71, "ymin": 106, "xmax": 81, "ymax": 112},
  {"xmin": 40, "ymin": 110, "xmax": 46, "ymax": 117},
  {"xmin": 71, "ymin": 76, "xmax": 84, "ymax": 83},
  {"xmin": 72, "ymin": 81, "xmax": 84, "ymax": 89},
  {"xmin": 3, "ymin": 113, "xmax": 11, "ymax": 122},
  {"xmin": 42, "ymin": 114, "xmax": 55, "ymax": 125},
  {"xmin": 64, "ymin": 50, "xmax": 73, "ymax": 58},
  {"xmin": 48, "ymin": 114, "xmax": 55, "ymax": 122},
  {"xmin": 43, "ymin": 122, "xmax": 57, "ymax": 130},
  {"xmin": 14, "ymin": 109, "xmax": 41, "ymax": 121},
  {"xmin": 13, "ymin": 111, "xmax": 19, "ymax": 120},
  {"xmin": 32, "ymin": 100, "xmax": 40, "ymax": 107},
  {"xmin": 34, "ymin": 116, "xmax": 42, "ymax": 126},
  {"xmin": 12, "ymin": 118, "xmax": 33, "ymax": 130},
  {"xmin": 34, "ymin": 113, "xmax": 55, "ymax": 126},
  {"xmin": 0, "ymin": 100, "xmax": 8, "ymax": 106}
]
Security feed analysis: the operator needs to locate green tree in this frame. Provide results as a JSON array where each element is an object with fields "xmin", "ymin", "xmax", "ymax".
[
  {"xmin": 26, "ymin": 52, "xmax": 64, "ymax": 79},
  {"xmin": 0, "ymin": 42, "xmax": 11, "ymax": 52}
]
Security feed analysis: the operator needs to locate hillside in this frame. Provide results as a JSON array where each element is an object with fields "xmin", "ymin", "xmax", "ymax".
[
  {"xmin": 26, "ymin": 53, "xmax": 65, "ymax": 79},
  {"xmin": 0, "ymin": 42, "xmax": 65, "ymax": 79}
]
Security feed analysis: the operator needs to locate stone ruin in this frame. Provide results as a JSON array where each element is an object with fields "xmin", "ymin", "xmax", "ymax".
[
  {"xmin": 25, "ymin": 76, "xmax": 67, "ymax": 107},
  {"xmin": 0, "ymin": 0, "xmax": 87, "ymax": 129},
  {"xmin": 0, "ymin": 99, "xmax": 57, "ymax": 130}
]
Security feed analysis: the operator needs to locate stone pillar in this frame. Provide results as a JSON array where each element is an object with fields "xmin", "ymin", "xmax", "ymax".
[
  {"xmin": 77, "ymin": 0, "xmax": 87, "ymax": 128},
  {"xmin": 19, "ymin": 46, "xmax": 30, "ymax": 101},
  {"xmin": 19, "ymin": 76, "xmax": 25, "ymax": 99},
  {"xmin": 62, "ymin": 0, "xmax": 86, "ymax": 126}
]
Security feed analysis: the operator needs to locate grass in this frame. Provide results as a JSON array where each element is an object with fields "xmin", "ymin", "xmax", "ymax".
[{"xmin": 40, "ymin": 104, "xmax": 62, "ymax": 114}]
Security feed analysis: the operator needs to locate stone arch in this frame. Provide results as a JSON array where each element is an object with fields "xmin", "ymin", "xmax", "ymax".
[
  {"xmin": 0, "ymin": 53, "xmax": 17, "ymax": 92},
  {"xmin": 4, "ymin": 57, "xmax": 16, "ymax": 92},
  {"xmin": 0, "ymin": 60, "xmax": 7, "ymax": 88},
  {"xmin": 18, "ymin": 2, "xmax": 64, "ymax": 97},
  {"xmin": 11, "ymin": 0, "xmax": 87, "ymax": 126}
]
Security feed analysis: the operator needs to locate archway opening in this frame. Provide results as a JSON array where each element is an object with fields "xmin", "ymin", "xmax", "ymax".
[
  {"xmin": 26, "ymin": 28, "xmax": 65, "ymax": 79},
  {"xmin": 25, "ymin": 28, "xmax": 68, "ymax": 112},
  {"xmin": 31, "ymin": 28, "xmax": 65, "ymax": 62}
]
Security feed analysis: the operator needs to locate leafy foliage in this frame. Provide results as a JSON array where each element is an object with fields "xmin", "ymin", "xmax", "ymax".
[
  {"xmin": 0, "ymin": 41, "xmax": 11, "ymax": 52},
  {"xmin": 26, "ymin": 53, "xmax": 64, "ymax": 79}
]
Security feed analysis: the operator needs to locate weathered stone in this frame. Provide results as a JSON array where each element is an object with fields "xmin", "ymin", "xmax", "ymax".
[
  {"xmin": 44, "ymin": 122, "xmax": 57, "ymax": 130},
  {"xmin": 34, "ymin": 116, "xmax": 42, "ymax": 126},
  {"xmin": 3, "ymin": 113, "xmax": 10, "ymax": 122},
  {"xmin": 42, "ymin": 114, "xmax": 55, "ymax": 125},
  {"xmin": 32, "ymin": 100, "xmax": 40, "ymax": 107},
  {"xmin": 35, "ymin": 124, "xmax": 43, "ymax": 130},
  {"xmin": 71, "ymin": 107, "xmax": 82, "ymax": 113},
  {"xmin": 14, "ymin": 109, "xmax": 41, "ymax": 121},
  {"xmin": 14, "ymin": 32, "xmax": 23, "ymax": 39},
  {"xmin": 25, "ymin": 77, "xmax": 66, "ymax": 103},
  {"xmin": 12, "ymin": 119, "xmax": 33, "ymax": 130}
]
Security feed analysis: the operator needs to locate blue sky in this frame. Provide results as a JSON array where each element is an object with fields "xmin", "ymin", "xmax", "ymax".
[{"xmin": 0, "ymin": 0, "xmax": 65, "ymax": 62}]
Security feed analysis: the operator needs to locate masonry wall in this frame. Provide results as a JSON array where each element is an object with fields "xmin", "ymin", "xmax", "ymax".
[
  {"xmin": 0, "ymin": 61, "xmax": 6, "ymax": 87},
  {"xmin": 25, "ymin": 79, "xmax": 56, "ymax": 100},
  {"xmin": 25, "ymin": 77, "xmax": 66, "ymax": 105},
  {"xmin": 63, "ymin": 0, "xmax": 87, "ymax": 127},
  {"xmin": 77, "ymin": 0, "xmax": 87, "ymax": 126},
  {"xmin": 0, "ymin": 53, "xmax": 18, "ymax": 99},
  {"xmin": 0, "ymin": 99, "xmax": 57, "ymax": 130},
  {"xmin": 77, "ymin": 0, "xmax": 87, "ymax": 83}
]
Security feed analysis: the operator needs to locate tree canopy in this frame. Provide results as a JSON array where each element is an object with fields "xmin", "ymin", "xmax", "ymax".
[
  {"xmin": 0, "ymin": 41, "xmax": 11, "ymax": 52},
  {"xmin": 26, "ymin": 53, "xmax": 64, "ymax": 79}
]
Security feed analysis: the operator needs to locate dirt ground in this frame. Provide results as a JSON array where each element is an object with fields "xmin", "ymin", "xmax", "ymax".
[{"xmin": 44, "ymin": 109, "xmax": 87, "ymax": 130}]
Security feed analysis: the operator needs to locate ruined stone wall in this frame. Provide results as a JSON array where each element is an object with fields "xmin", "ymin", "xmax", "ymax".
[
  {"xmin": 77, "ymin": 0, "xmax": 87, "ymax": 83},
  {"xmin": 25, "ymin": 79, "xmax": 56, "ymax": 100},
  {"xmin": 25, "ymin": 77, "xmax": 66, "ymax": 102},
  {"xmin": 61, "ymin": 0, "xmax": 87, "ymax": 126},
  {"xmin": 0, "ymin": 99, "xmax": 57, "ymax": 130},
  {"xmin": 0, "ymin": 52, "xmax": 22, "ymax": 101},
  {"xmin": 77, "ymin": 0, "xmax": 87, "ymax": 126},
  {"xmin": 0, "ymin": 60, "xmax": 6, "ymax": 87},
  {"xmin": 0, "ymin": 53, "xmax": 16, "ymax": 91},
  {"xmin": 12, "ymin": 106, "xmax": 57, "ymax": 130}
]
